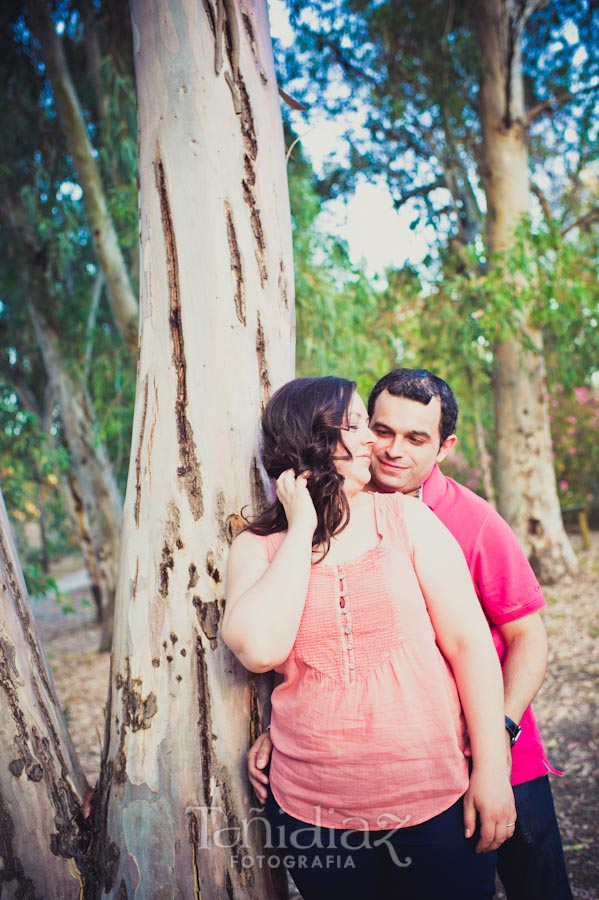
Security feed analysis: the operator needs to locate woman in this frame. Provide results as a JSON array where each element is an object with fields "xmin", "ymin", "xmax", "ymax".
[{"xmin": 223, "ymin": 376, "xmax": 515, "ymax": 900}]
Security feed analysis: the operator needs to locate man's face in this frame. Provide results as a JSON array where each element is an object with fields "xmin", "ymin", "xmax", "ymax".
[{"xmin": 368, "ymin": 390, "xmax": 456, "ymax": 495}]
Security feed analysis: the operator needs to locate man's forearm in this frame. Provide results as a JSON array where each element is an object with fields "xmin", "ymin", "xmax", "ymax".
[{"xmin": 500, "ymin": 612, "xmax": 548, "ymax": 723}]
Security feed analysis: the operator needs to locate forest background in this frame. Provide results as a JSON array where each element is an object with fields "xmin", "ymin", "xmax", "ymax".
[
  {"xmin": 2, "ymin": 0, "xmax": 599, "ymax": 602},
  {"xmin": 0, "ymin": 0, "xmax": 598, "ymax": 898}
]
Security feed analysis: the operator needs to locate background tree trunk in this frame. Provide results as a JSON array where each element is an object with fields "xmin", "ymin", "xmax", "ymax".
[
  {"xmin": 475, "ymin": 0, "xmax": 577, "ymax": 582},
  {"xmin": 27, "ymin": 0, "xmax": 140, "ymax": 354},
  {"xmin": 29, "ymin": 306, "xmax": 123, "ymax": 651},
  {"xmin": 93, "ymin": 1, "xmax": 294, "ymax": 897},
  {"xmin": 0, "ymin": 488, "xmax": 88, "ymax": 899}
]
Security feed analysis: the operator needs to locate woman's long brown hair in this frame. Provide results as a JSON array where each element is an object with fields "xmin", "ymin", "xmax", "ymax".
[{"xmin": 248, "ymin": 376, "xmax": 356, "ymax": 558}]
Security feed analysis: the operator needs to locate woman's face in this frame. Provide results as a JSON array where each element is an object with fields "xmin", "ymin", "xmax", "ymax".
[{"xmin": 334, "ymin": 392, "xmax": 376, "ymax": 494}]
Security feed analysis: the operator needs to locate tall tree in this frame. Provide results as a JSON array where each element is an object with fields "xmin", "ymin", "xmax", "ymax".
[
  {"xmin": 0, "ymin": 486, "xmax": 88, "ymax": 897},
  {"xmin": 1, "ymin": 177, "xmax": 126, "ymax": 646},
  {"xmin": 0, "ymin": 1, "xmax": 139, "ymax": 643},
  {"xmin": 29, "ymin": 302, "xmax": 123, "ymax": 652},
  {"xmin": 26, "ymin": 0, "xmax": 140, "ymax": 353},
  {"xmin": 474, "ymin": 0, "xmax": 577, "ymax": 578},
  {"xmin": 90, "ymin": 1, "xmax": 294, "ymax": 896},
  {"xmin": 0, "ymin": 1, "xmax": 294, "ymax": 896}
]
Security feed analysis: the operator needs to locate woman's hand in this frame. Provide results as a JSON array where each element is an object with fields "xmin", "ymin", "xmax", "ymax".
[
  {"xmin": 222, "ymin": 472, "xmax": 316, "ymax": 672},
  {"xmin": 463, "ymin": 767, "xmax": 517, "ymax": 853},
  {"xmin": 276, "ymin": 469, "xmax": 317, "ymax": 536}
]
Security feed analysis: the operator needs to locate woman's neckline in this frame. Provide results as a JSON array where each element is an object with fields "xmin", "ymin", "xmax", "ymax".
[
  {"xmin": 311, "ymin": 492, "xmax": 384, "ymax": 569},
  {"xmin": 312, "ymin": 541, "xmax": 383, "ymax": 570}
]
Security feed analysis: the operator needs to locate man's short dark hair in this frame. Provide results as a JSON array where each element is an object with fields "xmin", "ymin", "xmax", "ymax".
[{"xmin": 368, "ymin": 369, "xmax": 458, "ymax": 445}]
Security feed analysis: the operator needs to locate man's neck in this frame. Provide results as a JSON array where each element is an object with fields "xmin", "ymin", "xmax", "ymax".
[{"xmin": 365, "ymin": 482, "xmax": 424, "ymax": 498}]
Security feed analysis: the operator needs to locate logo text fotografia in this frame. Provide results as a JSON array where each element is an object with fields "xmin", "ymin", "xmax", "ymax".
[{"xmin": 186, "ymin": 805, "xmax": 413, "ymax": 869}]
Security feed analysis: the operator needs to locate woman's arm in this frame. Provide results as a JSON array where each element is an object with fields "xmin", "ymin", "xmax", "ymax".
[
  {"xmin": 402, "ymin": 496, "xmax": 516, "ymax": 853},
  {"xmin": 222, "ymin": 470, "xmax": 316, "ymax": 673}
]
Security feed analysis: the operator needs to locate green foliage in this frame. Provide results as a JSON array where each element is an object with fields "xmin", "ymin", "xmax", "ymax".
[
  {"xmin": 0, "ymin": 395, "xmax": 77, "ymax": 564},
  {"xmin": 0, "ymin": 1, "xmax": 138, "ymax": 561},
  {"xmin": 287, "ymin": 129, "xmax": 400, "ymax": 397},
  {"xmin": 275, "ymin": 0, "xmax": 599, "ymax": 506}
]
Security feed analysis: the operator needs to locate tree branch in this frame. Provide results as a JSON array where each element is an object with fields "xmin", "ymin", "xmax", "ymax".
[
  {"xmin": 526, "ymin": 84, "xmax": 599, "ymax": 125},
  {"xmin": 318, "ymin": 32, "xmax": 380, "ymax": 88},
  {"xmin": 84, "ymin": 272, "xmax": 105, "ymax": 378},
  {"xmin": 560, "ymin": 207, "xmax": 599, "ymax": 238},
  {"xmin": 392, "ymin": 177, "xmax": 446, "ymax": 210},
  {"xmin": 530, "ymin": 183, "xmax": 553, "ymax": 225}
]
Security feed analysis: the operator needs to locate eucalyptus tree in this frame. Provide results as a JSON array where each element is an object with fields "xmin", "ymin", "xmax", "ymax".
[
  {"xmin": 26, "ymin": 0, "xmax": 139, "ymax": 353},
  {"xmin": 0, "ymin": 485, "xmax": 89, "ymax": 898},
  {"xmin": 0, "ymin": 0, "xmax": 139, "ymax": 642},
  {"xmin": 0, "ymin": 1, "xmax": 294, "ymax": 896}
]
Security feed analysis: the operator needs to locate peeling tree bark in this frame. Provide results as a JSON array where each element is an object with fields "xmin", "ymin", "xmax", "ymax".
[
  {"xmin": 474, "ymin": 0, "xmax": 577, "ymax": 582},
  {"xmin": 0, "ymin": 488, "xmax": 88, "ymax": 899},
  {"xmin": 95, "ymin": 1, "xmax": 294, "ymax": 897},
  {"xmin": 27, "ymin": 0, "xmax": 140, "ymax": 354}
]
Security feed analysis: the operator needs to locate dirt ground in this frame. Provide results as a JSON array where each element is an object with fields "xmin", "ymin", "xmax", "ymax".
[
  {"xmin": 34, "ymin": 531, "xmax": 599, "ymax": 899},
  {"xmin": 529, "ymin": 532, "xmax": 599, "ymax": 900}
]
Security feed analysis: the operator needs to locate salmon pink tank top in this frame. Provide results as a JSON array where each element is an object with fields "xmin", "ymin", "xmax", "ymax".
[{"xmin": 263, "ymin": 492, "xmax": 469, "ymax": 831}]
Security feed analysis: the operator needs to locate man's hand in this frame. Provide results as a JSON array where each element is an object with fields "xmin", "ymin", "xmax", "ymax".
[
  {"xmin": 247, "ymin": 731, "xmax": 273, "ymax": 803},
  {"xmin": 463, "ymin": 768, "xmax": 516, "ymax": 853}
]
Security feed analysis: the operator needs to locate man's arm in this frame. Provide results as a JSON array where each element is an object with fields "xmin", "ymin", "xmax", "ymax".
[
  {"xmin": 247, "ymin": 731, "xmax": 272, "ymax": 803},
  {"xmin": 463, "ymin": 505, "xmax": 548, "ymax": 751},
  {"xmin": 497, "ymin": 610, "xmax": 548, "ymax": 763}
]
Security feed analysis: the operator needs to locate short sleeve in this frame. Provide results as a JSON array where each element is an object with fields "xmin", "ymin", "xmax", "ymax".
[{"xmin": 470, "ymin": 509, "xmax": 546, "ymax": 626}]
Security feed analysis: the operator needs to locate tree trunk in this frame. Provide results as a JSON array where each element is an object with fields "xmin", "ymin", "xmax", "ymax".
[
  {"xmin": 33, "ymin": 466, "xmax": 52, "ymax": 573},
  {"xmin": 474, "ymin": 418, "xmax": 496, "ymax": 508},
  {"xmin": 0, "ymin": 488, "xmax": 88, "ymax": 898},
  {"xmin": 65, "ymin": 469, "xmax": 106, "ymax": 626},
  {"xmin": 92, "ymin": 1, "xmax": 294, "ymax": 897},
  {"xmin": 29, "ymin": 306, "xmax": 123, "ymax": 652},
  {"xmin": 463, "ymin": 366, "xmax": 496, "ymax": 507},
  {"xmin": 474, "ymin": 0, "xmax": 577, "ymax": 582},
  {"xmin": 27, "ymin": 0, "xmax": 140, "ymax": 354}
]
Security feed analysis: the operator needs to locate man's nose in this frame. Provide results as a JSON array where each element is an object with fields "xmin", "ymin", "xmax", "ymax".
[{"xmin": 386, "ymin": 437, "xmax": 405, "ymax": 458}]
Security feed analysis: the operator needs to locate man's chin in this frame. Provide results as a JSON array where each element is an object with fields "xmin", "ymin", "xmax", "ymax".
[{"xmin": 369, "ymin": 471, "xmax": 406, "ymax": 494}]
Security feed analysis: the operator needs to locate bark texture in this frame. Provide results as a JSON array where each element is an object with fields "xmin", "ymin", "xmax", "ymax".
[
  {"xmin": 475, "ymin": 0, "xmax": 577, "ymax": 582},
  {"xmin": 27, "ymin": 0, "xmax": 139, "ymax": 354},
  {"xmin": 0, "ymin": 490, "xmax": 88, "ymax": 899},
  {"xmin": 95, "ymin": 1, "xmax": 294, "ymax": 897}
]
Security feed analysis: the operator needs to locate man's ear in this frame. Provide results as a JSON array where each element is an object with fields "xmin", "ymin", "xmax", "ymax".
[{"xmin": 436, "ymin": 434, "xmax": 457, "ymax": 464}]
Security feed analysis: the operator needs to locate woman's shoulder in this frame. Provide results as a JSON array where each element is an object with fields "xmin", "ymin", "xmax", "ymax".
[{"xmin": 231, "ymin": 527, "xmax": 285, "ymax": 562}]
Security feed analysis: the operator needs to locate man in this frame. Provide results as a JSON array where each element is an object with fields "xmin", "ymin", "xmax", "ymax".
[{"xmin": 247, "ymin": 368, "xmax": 572, "ymax": 900}]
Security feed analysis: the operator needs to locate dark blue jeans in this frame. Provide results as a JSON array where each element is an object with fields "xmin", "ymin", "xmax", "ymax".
[
  {"xmin": 497, "ymin": 775, "xmax": 572, "ymax": 900},
  {"xmin": 266, "ymin": 791, "xmax": 497, "ymax": 900}
]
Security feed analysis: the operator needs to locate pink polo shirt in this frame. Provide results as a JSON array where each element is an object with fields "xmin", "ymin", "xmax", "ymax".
[
  {"xmin": 263, "ymin": 492, "xmax": 469, "ymax": 830},
  {"xmin": 422, "ymin": 464, "xmax": 557, "ymax": 786}
]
